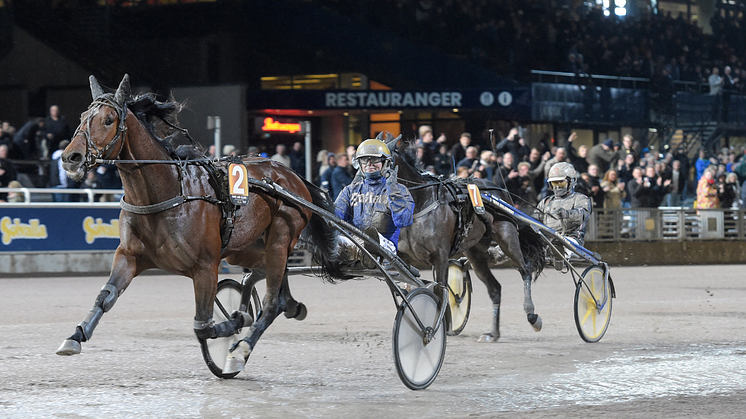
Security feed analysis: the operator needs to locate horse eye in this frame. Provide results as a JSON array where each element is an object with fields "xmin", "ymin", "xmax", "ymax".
[{"xmin": 104, "ymin": 116, "xmax": 114, "ymax": 126}]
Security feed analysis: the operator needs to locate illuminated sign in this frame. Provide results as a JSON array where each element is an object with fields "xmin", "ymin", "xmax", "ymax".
[{"xmin": 260, "ymin": 117, "xmax": 303, "ymax": 134}]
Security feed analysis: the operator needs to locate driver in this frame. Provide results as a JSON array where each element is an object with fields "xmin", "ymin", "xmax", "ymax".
[
  {"xmin": 536, "ymin": 162, "xmax": 591, "ymax": 246},
  {"xmin": 334, "ymin": 139, "xmax": 415, "ymax": 265},
  {"xmin": 488, "ymin": 162, "xmax": 590, "ymax": 269}
]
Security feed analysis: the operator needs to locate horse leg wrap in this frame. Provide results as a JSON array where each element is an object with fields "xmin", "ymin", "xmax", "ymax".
[
  {"xmin": 527, "ymin": 313, "xmax": 543, "ymax": 332},
  {"xmin": 284, "ymin": 302, "xmax": 307, "ymax": 321},
  {"xmin": 76, "ymin": 284, "xmax": 118, "ymax": 341},
  {"xmin": 193, "ymin": 316, "xmax": 244, "ymax": 340},
  {"xmin": 95, "ymin": 284, "xmax": 119, "ymax": 312},
  {"xmin": 77, "ymin": 307, "xmax": 104, "ymax": 341}
]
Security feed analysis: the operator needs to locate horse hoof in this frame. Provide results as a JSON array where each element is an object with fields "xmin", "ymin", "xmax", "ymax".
[
  {"xmin": 477, "ymin": 333, "xmax": 498, "ymax": 343},
  {"xmin": 529, "ymin": 315, "xmax": 543, "ymax": 332},
  {"xmin": 223, "ymin": 341, "xmax": 251, "ymax": 375},
  {"xmin": 56, "ymin": 339, "xmax": 82, "ymax": 356}
]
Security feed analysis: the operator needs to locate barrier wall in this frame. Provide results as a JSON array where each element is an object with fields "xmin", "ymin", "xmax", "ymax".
[
  {"xmin": 0, "ymin": 206, "xmax": 120, "ymax": 275},
  {"xmin": 1, "ymin": 205, "xmax": 743, "ymax": 276}
]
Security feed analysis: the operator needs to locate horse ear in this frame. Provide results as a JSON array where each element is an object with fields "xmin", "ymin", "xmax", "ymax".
[
  {"xmin": 89, "ymin": 75, "xmax": 105, "ymax": 100},
  {"xmin": 386, "ymin": 134, "xmax": 401, "ymax": 151},
  {"xmin": 114, "ymin": 74, "xmax": 131, "ymax": 107},
  {"xmin": 375, "ymin": 131, "xmax": 384, "ymax": 140}
]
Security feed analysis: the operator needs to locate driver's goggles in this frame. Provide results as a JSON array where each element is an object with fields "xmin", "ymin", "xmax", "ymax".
[
  {"xmin": 358, "ymin": 156, "xmax": 385, "ymax": 165},
  {"xmin": 549, "ymin": 180, "xmax": 568, "ymax": 189}
]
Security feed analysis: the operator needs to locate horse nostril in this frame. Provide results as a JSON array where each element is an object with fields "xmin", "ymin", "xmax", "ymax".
[{"xmin": 65, "ymin": 152, "xmax": 83, "ymax": 164}]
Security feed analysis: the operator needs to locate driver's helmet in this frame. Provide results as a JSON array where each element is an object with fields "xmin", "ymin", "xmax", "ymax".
[
  {"xmin": 546, "ymin": 162, "xmax": 577, "ymax": 198},
  {"xmin": 354, "ymin": 139, "xmax": 392, "ymax": 177}
]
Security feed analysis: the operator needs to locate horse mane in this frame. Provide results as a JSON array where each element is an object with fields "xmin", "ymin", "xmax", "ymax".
[{"xmin": 127, "ymin": 93, "xmax": 206, "ymax": 160}]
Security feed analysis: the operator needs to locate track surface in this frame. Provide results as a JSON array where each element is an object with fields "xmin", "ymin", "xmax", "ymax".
[{"xmin": 1, "ymin": 265, "xmax": 745, "ymax": 418}]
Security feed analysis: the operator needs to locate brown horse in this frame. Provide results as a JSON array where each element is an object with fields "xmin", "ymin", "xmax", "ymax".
[
  {"xmin": 391, "ymin": 139, "xmax": 546, "ymax": 341},
  {"xmin": 56, "ymin": 75, "xmax": 344, "ymax": 375}
]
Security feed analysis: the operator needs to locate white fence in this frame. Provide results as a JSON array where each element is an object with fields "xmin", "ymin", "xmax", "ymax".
[{"xmin": 587, "ymin": 208, "xmax": 746, "ymax": 241}]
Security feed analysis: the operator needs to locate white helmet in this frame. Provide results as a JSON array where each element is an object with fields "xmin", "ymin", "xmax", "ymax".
[{"xmin": 547, "ymin": 162, "xmax": 577, "ymax": 197}]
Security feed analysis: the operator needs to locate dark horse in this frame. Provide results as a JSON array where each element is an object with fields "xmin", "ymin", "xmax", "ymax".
[
  {"xmin": 56, "ymin": 75, "xmax": 345, "ymax": 375},
  {"xmin": 391, "ymin": 139, "xmax": 545, "ymax": 341}
]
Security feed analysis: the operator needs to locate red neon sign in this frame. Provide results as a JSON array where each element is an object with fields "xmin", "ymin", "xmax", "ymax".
[{"xmin": 261, "ymin": 117, "xmax": 302, "ymax": 134}]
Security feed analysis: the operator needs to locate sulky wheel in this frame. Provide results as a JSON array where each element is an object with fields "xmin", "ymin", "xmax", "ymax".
[
  {"xmin": 574, "ymin": 265, "xmax": 612, "ymax": 343},
  {"xmin": 446, "ymin": 260, "xmax": 472, "ymax": 336},
  {"xmin": 199, "ymin": 278, "xmax": 257, "ymax": 378},
  {"xmin": 392, "ymin": 287, "xmax": 446, "ymax": 390}
]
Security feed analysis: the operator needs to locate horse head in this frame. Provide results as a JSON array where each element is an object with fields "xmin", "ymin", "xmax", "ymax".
[{"xmin": 62, "ymin": 74, "xmax": 131, "ymax": 181}]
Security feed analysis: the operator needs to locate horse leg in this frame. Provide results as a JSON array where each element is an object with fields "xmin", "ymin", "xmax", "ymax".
[
  {"xmin": 280, "ymin": 274, "xmax": 307, "ymax": 321},
  {"xmin": 191, "ymin": 262, "xmax": 248, "ymax": 340},
  {"xmin": 223, "ymin": 226, "xmax": 293, "ymax": 374},
  {"xmin": 56, "ymin": 249, "xmax": 141, "ymax": 355},
  {"xmin": 464, "ymin": 245, "xmax": 502, "ymax": 342},
  {"xmin": 494, "ymin": 222, "xmax": 543, "ymax": 332}
]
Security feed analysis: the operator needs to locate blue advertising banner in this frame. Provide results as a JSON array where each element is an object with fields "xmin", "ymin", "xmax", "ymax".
[{"xmin": 0, "ymin": 207, "xmax": 121, "ymax": 252}]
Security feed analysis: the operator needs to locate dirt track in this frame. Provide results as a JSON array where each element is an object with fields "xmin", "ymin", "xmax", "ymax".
[{"xmin": 1, "ymin": 264, "xmax": 746, "ymax": 418}]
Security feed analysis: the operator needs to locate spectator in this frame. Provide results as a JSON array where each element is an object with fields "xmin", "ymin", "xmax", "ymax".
[
  {"xmin": 722, "ymin": 66, "xmax": 739, "ymax": 122},
  {"xmin": 695, "ymin": 149, "xmax": 715, "ymax": 181},
  {"xmin": 456, "ymin": 146, "xmax": 479, "ymax": 176},
  {"xmin": 42, "ymin": 105, "xmax": 71, "ymax": 158},
  {"xmin": 718, "ymin": 173, "xmax": 738, "ymax": 209},
  {"xmin": 616, "ymin": 134, "xmax": 639, "ymax": 166},
  {"xmin": 319, "ymin": 153, "xmax": 337, "ymax": 191},
  {"xmin": 450, "ymin": 132, "xmax": 471, "ymax": 164},
  {"xmin": 528, "ymin": 147, "xmax": 550, "ymax": 195},
  {"xmin": 600, "ymin": 169, "xmax": 625, "ymax": 209},
  {"xmin": 708, "ymin": 67, "xmax": 723, "ymax": 95},
  {"xmin": 13, "ymin": 118, "xmax": 45, "ymax": 160},
  {"xmin": 587, "ymin": 139, "xmax": 616, "ymax": 174},
  {"xmin": 95, "ymin": 164, "xmax": 122, "ymax": 201},
  {"xmin": 289, "ymin": 141, "xmax": 306, "ymax": 176},
  {"xmin": 695, "ymin": 169, "xmax": 719, "ymax": 209},
  {"xmin": 330, "ymin": 153, "xmax": 353, "ymax": 200},
  {"xmin": 515, "ymin": 161, "xmax": 539, "ymax": 208},
  {"xmin": 626, "ymin": 167, "xmax": 645, "ymax": 208},
  {"xmin": 223, "ymin": 144, "xmax": 237, "ymax": 157},
  {"xmin": 207, "ymin": 145, "xmax": 216, "ymax": 159},
  {"xmin": 416, "ymin": 125, "xmax": 440, "ymax": 156},
  {"xmin": 478, "ymin": 150, "xmax": 497, "ymax": 180},
  {"xmin": 5, "ymin": 180, "xmax": 24, "ymax": 203},
  {"xmin": 585, "ymin": 164, "xmax": 605, "ymax": 208},
  {"xmin": 663, "ymin": 159, "xmax": 685, "ymax": 206},
  {"xmin": 495, "ymin": 127, "xmax": 521, "ymax": 162},
  {"xmin": 49, "ymin": 140, "xmax": 80, "ymax": 202},
  {"xmin": 0, "ymin": 144, "xmax": 18, "ymax": 201},
  {"xmin": 494, "ymin": 152, "xmax": 518, "ymax": 191},
  {"xmin": 566, "ymin": 132, "xmax": 589, "ymax": 174},
  {"xmin": 433, "ymin": 144, "xmax": 452, "ymax": 176},
  {"xmin": 271, "ymin": 144, "xmax": 291, "ymax": 167}
]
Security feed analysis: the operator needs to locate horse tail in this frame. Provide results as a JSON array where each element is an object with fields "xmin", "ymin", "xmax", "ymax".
[
  {"xmin": 518, "ymin": 223, "xmax": 546, "ymax": 281},
  {"xmin": 299, "ymin": 182, "xmax": 351, "ymax": 282}
]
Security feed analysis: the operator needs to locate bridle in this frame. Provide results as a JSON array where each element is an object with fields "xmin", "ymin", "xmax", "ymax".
[{"xmin": 72, "ymin": 95, "xmax": 128, "ymax": 172}]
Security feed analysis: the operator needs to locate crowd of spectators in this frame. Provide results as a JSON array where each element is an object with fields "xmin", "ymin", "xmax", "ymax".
[
  {"xmin": 320, "ymin": 0, "xmax": 746, "ymax": 93},
  {"xmin": 0, "ymin": 105, "xmax": 122, "ymax": 202},
  {"xmin": 409, "ymin": 124, "xmax": 745, "ymax": 213}
]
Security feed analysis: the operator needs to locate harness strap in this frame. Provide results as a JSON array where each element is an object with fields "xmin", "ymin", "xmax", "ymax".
[
  {"xmin": 119, "ymin": 195, "xmax": 220, "ymax": 215},
  {"xmin": 413, "ymin": 201, "xmax": 439, "ymax": 219}
]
